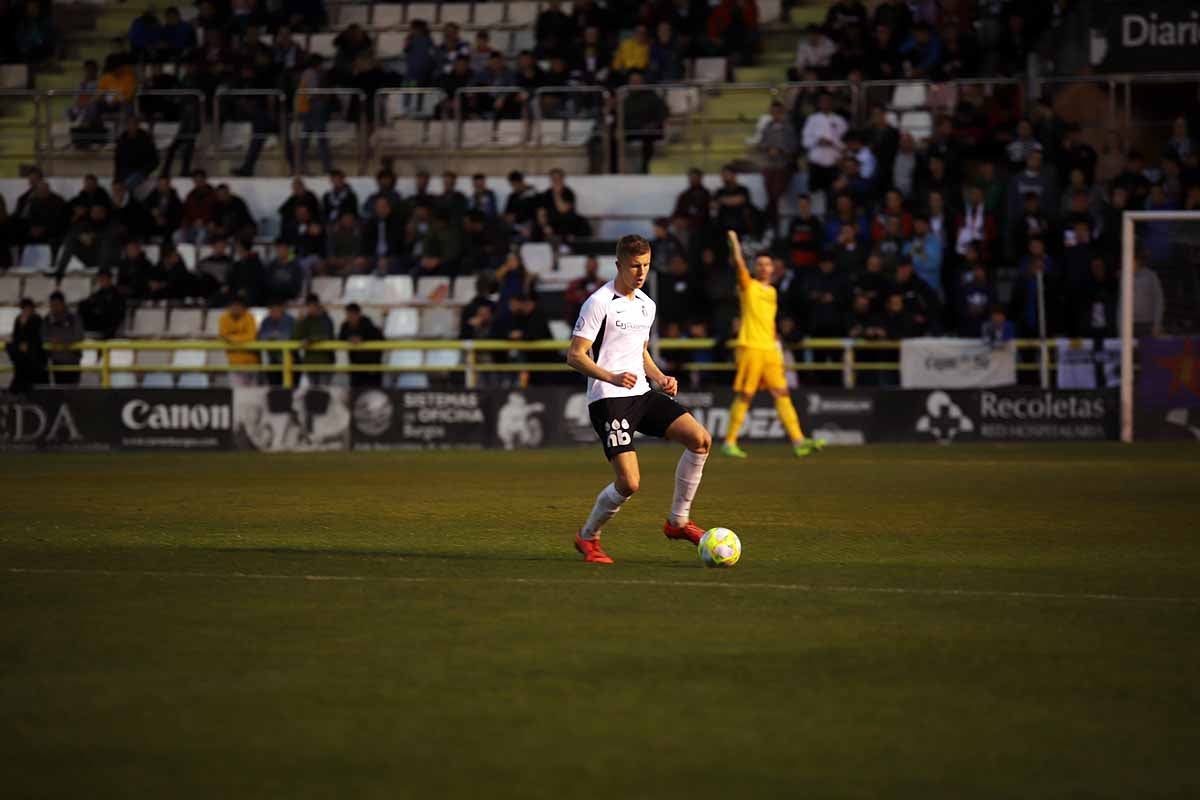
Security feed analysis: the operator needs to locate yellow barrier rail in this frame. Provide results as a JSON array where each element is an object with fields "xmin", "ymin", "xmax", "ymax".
[{"xmin": 5, "ymin": 338, "xmax": 1062, "ymax": 388}]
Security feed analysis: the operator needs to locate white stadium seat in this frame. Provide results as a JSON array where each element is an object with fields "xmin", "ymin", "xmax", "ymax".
[
  {"xmin": 375, "ymin": 31, "xmax": 407, "ymax": 58},
  {"xmin": 203, "ymin": 310, "xmax": 223, "ymax": 337},
  {"xmin": 519, "ymin": 242, "xmax": 555, "ymax": 278},
  {"xmin": 382, "ymin": 275, "xmax": 415, "ymax": 304},
  {"xmin": 473, "ymin": 3, "xmax": 504, "ymax": 26},
  {"xmin": 419, "ymin": 307, "xmax": 458, "ymax": 338},
  {"xmin": 307, "ymin": 32, "xmax": 337, "ymax": 58},
  {"xmin": 555, "ymin": 254, "xmax": 589, "ymax": 282},
  {"xmin": 174, "ymin": 349, "xmax": 210, "ymax": 388},
  {"xmin": 415, "ymin": 276, "xmax": 452, "ymax": 303},
  {"xmin": 138, "ymin": 349, "xmax": 174, "ymax": 388},
  {"xmin": 406, "ymin": 3, "xmax": 438, "ymax": 24},
  {"xmin": 507, "ymin": 3, "xmax": 538, "ymax": 26},
  {"xmin": 19, "ymin": 244, "xmax": 52, "ymax": 270},
  {"xmin": 0, "ymin": 307, "xmax": 19, "ymax": 336},
  {"xmin": 342, "ymin": 275, "xmax": 383, "ymax": 304},
  {"xmin": 0, "ymin": 276, "xmax": 23, "ymax": 304},
  {"xmin": 58, "ymin": 276, "xmax": 92, "ymax": 304},
  {"xmin": 128, "ymin": 308, "xmax": 168, "ymax": 337},
  {"xmin": 548, "ymin": 320, "xmax": 572, "ymax": 341},
  {"xmin": 440, "ymin": 3, "xmax": 471, "ymax": 24},
  {"xmin": 692, "ymin": 57, "xmax": 727, "ymax": 83},
  {"xmin": 892, "ymin": 82, "xmax": 928, "ymax": 110},
  {"xmin": 450, "ymin": 276, "xmax": 477, "ymax": 304},
  {"xmin": 167, "ymin": 308, "xmax": 205, "ymax": 337},
  {"xmin": 22, "ymin": 275, "xmax": 56, "ymax": 304},
  {"xmin": 384, "ymin": 308, "xmax": 420, "ymax": 338},
  {"xmin": 424, "ymin": 348, "xmax": 461, "ymax": 367},
  {"xmin": 109, "ymin": 349, "xmax": 137, "ymax": 388},
  {"xmin": 310, "ymin": 276, "xmax": 344, "ymax": 304},
  {"xmin": 176, "ymin": 244, "xmax": 196, "ymax": 269}
]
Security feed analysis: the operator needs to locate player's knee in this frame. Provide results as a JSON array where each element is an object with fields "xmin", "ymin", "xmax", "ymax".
[
  {"xmin": 617, "ymin": 476, "xmax": 640, "ymax": 496},
  {"xmin": 693, "ymin": 429, "xmax": 712, "ymax": 455}
]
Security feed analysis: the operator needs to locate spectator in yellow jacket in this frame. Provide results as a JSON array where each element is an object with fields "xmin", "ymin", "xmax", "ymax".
[
  {"xmin": 219, "ymin": 296, "xmax": 260, "ymax": 386},
  {"xmin": 612, "ymin": 25, "xmax": 651, "ymax": 76}
]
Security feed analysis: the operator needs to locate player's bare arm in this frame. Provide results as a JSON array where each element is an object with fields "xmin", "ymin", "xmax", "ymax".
[
  {"xmin": 727, "ymin": 230, "xmax": 750, "ymax": 278},
  {"xmin": 643, "ymin": 345, "xmax": 677, "ymax": 396},
  {"xmin": 567, "ymin": 336, "xmax": 638, "ymax": 388}
]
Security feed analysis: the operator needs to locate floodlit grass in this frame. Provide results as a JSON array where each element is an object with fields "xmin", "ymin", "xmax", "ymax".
[{"xmin": 1, "ymin": 443, "xmax": 1199, "ymax": 798}]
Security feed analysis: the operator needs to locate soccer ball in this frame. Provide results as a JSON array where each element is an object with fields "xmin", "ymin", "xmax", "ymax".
[{"xmin": 698, "ymin": 528, "xmax": 742, "ymax": 568}]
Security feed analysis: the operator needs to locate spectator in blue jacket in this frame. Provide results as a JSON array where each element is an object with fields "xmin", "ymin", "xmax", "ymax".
[{"xmin": 904, "ymin": 215, "xmax": 944, "ymax": 298}]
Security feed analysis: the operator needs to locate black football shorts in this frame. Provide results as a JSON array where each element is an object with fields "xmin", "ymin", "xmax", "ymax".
[{"xmin": 588, "ymin": 391, "xmax": 689, "ymax": 460}]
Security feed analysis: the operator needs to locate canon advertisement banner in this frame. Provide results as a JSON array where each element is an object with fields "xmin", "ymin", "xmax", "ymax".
[
  {"xmin": 351, "ymin": 390, "xmax": 493, "ymax": 450},
  {"xmin": 1090, "ymin": 1, "xmax": 1200, "ymax": 72},
  {"xmin": 900, "ymin": 339, "xmax": 1017, "ymax": 389},
  {"xmin": 876, "ymin": 389, "xmax": 1118, "ymax": 444},
  {"xmin": 234, "ymin": 386, "xmax": 351, "ymax": 452},
  {"xmin": 114, "ymin": 390, "xmax": 232, "ymax": 450},
  {"xmin": 0, "ymin": 390, "xmax": 113, "ymax": 451}
]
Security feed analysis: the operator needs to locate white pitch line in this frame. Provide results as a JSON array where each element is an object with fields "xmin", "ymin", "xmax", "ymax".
[{"xmin": 5, "ymin": 566, "xmax": 1200, "ymax": 606}]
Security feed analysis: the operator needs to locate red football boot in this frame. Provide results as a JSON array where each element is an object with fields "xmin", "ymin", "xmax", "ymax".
[
  {"xmin": 574, "ymin": 531, "xmax": 614, "ymax": 564},
  {"xmin": 663, "ymin": 519, "xmax": 706, "ymax": 545}
]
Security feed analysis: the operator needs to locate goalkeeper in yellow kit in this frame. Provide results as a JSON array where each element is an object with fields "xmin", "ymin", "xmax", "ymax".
[{"xmin": 722, "ymin": 230, "xmax": 825, "ymax": 459}]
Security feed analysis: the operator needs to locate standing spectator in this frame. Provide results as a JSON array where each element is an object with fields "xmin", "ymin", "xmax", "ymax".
[
  {"xmin": 339, "ymin": 303, "xmax": 384, "ymax": 388},
  {"xmin": 11, "ymin": 0, "xmax": 55, "ymax": 65},
  {"xmin": 404, "ymin": 19, "xmax": 437, "ymax": 86},
  {"xmin": 1165, "ymin": 116, "xmax": 1196, "ymax": 164},
  {"xmin": 257, "ymin": 302, "xmax": 296, "ymax": 386},
  {"xmin": 801, "ymin": 92, "xmax": 847, "ymax": 195},
  {"xmin": 6, "ymin": 299, "xmax": 47, "ymax": 392},
  {"xmin": 955, "ymin": 184, "xmax": 998, "ymax": 265},
  {"xmin": 157, "ymin": 7, "xmax": 197, "ymax": 56},
  {"xmin": 295, "ymin": 54, "xmax": 334, "ymax": 175},
  {"xmin": 160, "ymin": 62, "xmax": 202, "ymax": 177},
  {"xmin": 468, "ymin": 174, "xmax": 498, "ymax": 219},
  {"xmin": 957, "ymin": 262, "xmax": 995, "ymax": 337},
  {"xmin": 980, "ymin": 306, "xmax": 1015, "ymax": 348},
  {"xmin": 648, "ymin": 21, "xmax": 685, "ymax": 83},
  {"xmin": 43, "ymin": 291, "xmax": 83, "ymax": 386},
  {"xmin": 503, "ymin": 170, "xmax": 540, "ymax": 233},
  {"xmin": 219, "ymin": 296, "xmax": 260, "ymax": 387},
  {"xmin": 436, "ymin": 22, "xmax": 471, "ymax": 72},
  {"xmin": 904, "ymin": 216, "xmax": 944, "ymax": 298},
  {"xmin": 1131, "ymin": 256, "xmax": 1165, "ymax": 338},
  {"xmin": 175, "ymin": 170, "xmax": 217, "ymax": 245},
  {"xmin": 322, "ymin": 170, "xmax": 358, "ymax": 224},
  {"xmin": 707, "ymin": 0, "xmax": 760, "ymax": 67},
  {"xmin": 144, "ymin": 175, "xmax": 183, "ymax": 239},
  {"xmin": 786, "ymin": 194, "xmax": 824, "ymax": 270},
  {"xmin": 714, "ymin": 166, "xmax": 757, "ymax": 236},
  {"xmin": 78, "ymin": 269, "xmax": 126, "ymax": 338},
  {"xmin": 128, "ymin": 8, "xmax": 161, "ymax": 61},
  {"xmin": 673, "ymin": 168, "xmax": 711, "ymax": 232},
  {"xmin": 620, "ymin": 71, "xmax": 668, "ymax": 173},
  {"xmin": 574, "ymin": 25, "xmax": 611, "ymax": 86},
  {"xmin": 758, "ymin": 101, "xmax": 797, "ymax": 231},
  {"xmin": 650, "ymin": 218, "xmax": 685, "ymax": 273},
  {"xmin": 1007, "ymin": 149, "xmax": 1057, "ymax": 223},
  {"xmin": 535, "ymin": 0, "xmax": 573, "ymax": 59},
  {"xmin": 803, "ymin": 256, "xmax": 850, "ymax": 348},
  {"xmin": 657, "ymin": 256, "xmax": 708, "ymax": 337},
  {"xmin": 294, "ymin": 293, "xmax": 336, "ymax": 385},
  {"xmin": 1073, "ymin": 257, "xmax": 1118, "ymax": 339}
]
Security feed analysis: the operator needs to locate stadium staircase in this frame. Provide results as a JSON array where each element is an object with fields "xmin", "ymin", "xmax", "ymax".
[
  {"xmin": 0, "ymin": 2, "xmax": 141, "ymax": 178},
  {"xmin": 648, "ymin": 3, "xmax": 830, "ymax": 175}
]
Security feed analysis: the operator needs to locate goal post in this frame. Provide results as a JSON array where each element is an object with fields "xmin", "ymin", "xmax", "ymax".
[{"xmin": 1121, "ymin": 210, "xmax": 1200, "ymax": 443}]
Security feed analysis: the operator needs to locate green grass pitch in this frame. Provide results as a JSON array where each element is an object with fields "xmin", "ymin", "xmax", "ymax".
[{"xmin": 2, "ymin": 443, "xmax": 1199, "ymax": 798}]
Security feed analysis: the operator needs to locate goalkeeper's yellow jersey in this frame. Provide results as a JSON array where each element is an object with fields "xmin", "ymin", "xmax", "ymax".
[{"xmin": 735, "ymin": 266, "xmax": 779, "ymax": 351}]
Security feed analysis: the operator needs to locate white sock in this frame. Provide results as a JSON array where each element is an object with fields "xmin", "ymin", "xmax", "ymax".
[
  {"xmin": 670, "ymin": 449, "xmax": 708, "ymax": 526},
  {"xmin": 581, "ymin": 483, "xmax": 629, "ymax": 539}
]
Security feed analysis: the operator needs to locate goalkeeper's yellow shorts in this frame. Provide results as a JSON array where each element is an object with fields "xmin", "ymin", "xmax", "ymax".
[{"xmin": 732, "ymin": 346, "xmax": 788, "ymax": 393}]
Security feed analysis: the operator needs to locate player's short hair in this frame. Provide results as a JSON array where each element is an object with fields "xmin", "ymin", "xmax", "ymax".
[{"xmin": 616, "ymin": 235, "xmax": 651, "ymax": 265}]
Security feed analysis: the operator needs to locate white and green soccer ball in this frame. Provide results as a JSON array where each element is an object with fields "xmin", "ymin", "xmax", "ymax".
[{"xmin": 698, "ymin": 527, "xmax": 742, "ymax": 568}]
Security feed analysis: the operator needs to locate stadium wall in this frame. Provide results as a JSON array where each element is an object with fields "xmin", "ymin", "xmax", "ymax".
[{"xmin": 0, "ymin": 386, "xmax": 1127, "ymax": 452}]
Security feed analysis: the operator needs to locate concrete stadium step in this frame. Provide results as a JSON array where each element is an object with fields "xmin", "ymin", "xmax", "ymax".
[{"xmin": 736, "ymin": 65, "xmax": 790, "ymax": 84}]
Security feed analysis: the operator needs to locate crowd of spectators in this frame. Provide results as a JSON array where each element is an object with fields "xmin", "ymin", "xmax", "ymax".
[{"xmin": 0, "ymin": 0, "xmax": 56, "ymax": 65}]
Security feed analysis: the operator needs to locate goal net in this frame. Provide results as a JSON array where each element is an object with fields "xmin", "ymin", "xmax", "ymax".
[{"xmin": 1121, "ymin": 211, "xmax": 1200, "ymax": 442}]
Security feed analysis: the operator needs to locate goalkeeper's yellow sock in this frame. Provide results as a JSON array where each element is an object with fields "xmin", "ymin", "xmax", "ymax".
[
  {"xmin": 725, "ymin": 397, "xmax": 750, "ymax": 445},
  {"xmin": 774, "ymin": 395, "xmax": 806, "ymax": 445}
]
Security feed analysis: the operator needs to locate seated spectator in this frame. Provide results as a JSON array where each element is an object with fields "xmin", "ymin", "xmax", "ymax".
[
  {"xmin": 648, "ymin": 21, "xmax": 685, "ymax": 83},
  {"xmin": 157, "ymin": 7, "xmax": 197, "ymax": 57},
  {"xmin": 574, "ymin": 26, "xmax": 611, "ymax": 86},
  {"xmin": 175, "ymin": 170, "xmax": 217, "ymax": 245},
  {"xmin": 144, "ymin": 175, "xmax": 183, "ymax": 239},
  {"xmin": 847, "ymin": 294, "xmax": 886, "ymax": 340},
  {"xmin": 219, "ymin": 296, "xmax": 260, "ymax": 387},
  {"xmin": 295, "ymin": 293, "xmax": 336, "ymax": 385},
  {"xmin": 514, "ymin": 50, "xmax": 546, "ymax": 112},
  {"xmin": 43, "ymin": 291, "xmax": 83, "ymax": 386},
  {"xmin": 801, "ymin": 92, "xmax": 847, "ymax": 194},
  {"xmin": 66, "ymin": 61, "xmax": 99, "ymax": 126},
  {"xmin": 358, "ymin": 196, "xmax": 406, "ymax": 275},
  {"xmin": 156, "ymin": 244, "xmax": 196, "ymax": 302},
  {"xmin": 339, "ymin": 303, "xmax": 384, "ymax": 388},
  {"xmin": 492, "ymin": 293, "xmax": 554, "ymax": 384},
  {"xmin": 804, "ymin": 256, "xmax": 850, "ymax": 338},
  {"xmin": 128, "ymin": 8, "xmax": 161, "ymax": 61},
  {"xmin": 69, "ymin": 174, "xmax": 112, "ymax": 222},
  {"xmin": 437, "ymin": 171, "xmax": 469, "ymax": 223},
  {"xmin": 899, "ymin": 22, "xmax": 941, "ymax": 78},
  {"xmin": 1073, "ymin": 257, "xmax": 1118, "ymax": 339},
  {"xmin": 833, "ymin": 223, "xmax": 869, "ymax": 274},
  {"xmin": 714, "ymin": 165, "xmax": 757, "ymax": 236},
  {"xmin": 852, "ymin": 251, "xmax": 891, "ymax": 308},
  {"xmin": 472, "ymin": 51, "xmax": 519, "ymax": 119},
  {"xmin": 957, "ymin": 263, "xmax": 994, "ymax": 337},
  {"xmin": 324, "ymin": 212, "xmax": 360, "ymax": 275},
  {"xmin": 362, "ymin": 169, "xmax": 403, "ymax": 221},
  {"xmin": 786, "ymin": 194, "xmax": 824, "ymax": 270},
  {"xmin": 209, "ymin": 183, "xmax": 255, "ymax": 243},
  {"xmin": 322, "ymin": 170, "xmax": 358, "ymax": 224},
  {"xmin": 460, "ymin": 210, "xmax": 510, "ymax": 275},
  {"xmin": 416, "ymin": 208, "xmax": 464, "ymax": 277},
  {"xmin": 467, "ymin": 30, "xmax": 493, "ymax": 74},
  {"xmin": 283, "ymin": 203, "xmax": 326, "ymax": 273},
  {"xmin": 1007, "ymin": 149, "xmax": 1057, "ymax": 224},
  {"xmin": 460, "ymin": 274, "xmax": 498, "ymax": 340},
  {"xmin": 621, "ymin": 71, "xmax": 668, "ymax": 173},
  {"xmin": 6, "ymin": 298, "xmax": 46, "ymax": 393},
  {"xmin": 262, "ymin": 240, "xmax": 304, "ymax": 304},
  {"xmin": 955, "ymin": 184, "xmax": 998, "ymax": 265},
  {"xmin": 79, "ymin": 268, "xmax": 126, "ymax": 338},
  {"xmin": 980, "ymin": 306, "xmax": 1015, "ymax": 348},
  {"xmin": 109, "ymin": 182, "xmax": 153, "ymax": 242},
  {"xmin": 402, "ymin": 19, "xmax": 437, "ymax": 86},
  {"xmin": 790, "ymin": 25, "xmax": 835, "ymax": 81},
  {"xmin": 192, "ymin": 237, "xmax": 232, "ymax": 299},
  {"xmin": 279, "ymin": 178, "xmax": 320, "ymax": 231},
  {"xmin": 611, "ymin": 24, "xmax": 651, "ymax": 81},
  {"xmin": 256, "ymin": 302, "xmax": 296, "ymax": 385},
  {"xmin": 114, "ymin": 240, "xmax": 154, "ymax": 300},
  {"xmin": 218, "ymin": 239, "xmax": 265, "ymax": 307},
  {"xmin": 658, "ymin": 256, "xmax": 708, "ymax": 338},
  {"xmin": 881, "ymin": 291, "xmax": 918, "ymax": 339},
  {"xmin": 563, "ymin": 256, "xmax": 604, "ymax": 326},
  {"xmin": 468, "ymin": 174, "xmax": 498, "ymax": 219},
  {"xmin": 57, "ymin": 204, "xmax": 118, "ymax": 275},
  {"xmin": 893, "ymin": 261, "xmax": 941, "ymax": 335},
  {"xmin": 650, "ymin": 218, "xmax": 685, "ymax": 273},
  {"xmin": 504, "ymin": 170, "xmax": 541, "ymax": 236}
]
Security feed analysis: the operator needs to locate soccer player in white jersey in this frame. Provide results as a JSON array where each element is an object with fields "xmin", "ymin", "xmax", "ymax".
[{"xmin": 566, "ymin": 235, "xmax": 713, "ymax": 564}]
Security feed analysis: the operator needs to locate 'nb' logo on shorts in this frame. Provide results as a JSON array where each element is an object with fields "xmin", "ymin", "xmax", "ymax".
[{"xmin": 605, "ymin": 418, "xmax": 632, "ymax": 447}]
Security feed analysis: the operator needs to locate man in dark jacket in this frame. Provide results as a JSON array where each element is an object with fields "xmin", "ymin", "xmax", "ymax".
[
  {"xmin": 322, "ymin": 170, "xmax": 359, "ymax": 224},
  {"xmin": 78, "ymin": 268, "xmax": 126, "ymax": 338},
  {"xmin": 19, "ymin": 179, "xmax": 68, "ymax": 248},
  {"xmin": 113, "ymin": 116, "xmax": 160, "ymax": 193},
  {"xmin": 893, "ymin": 260, "xmax": 942, "ymax": 335},
  {"xmin": 264, "ymin": 240, "xmax": 305, "ymax": 304},
  {"xmin": 339, "ymin": 303, "xmax": 384, "ymax": 387},
  {"xmin": 294, "ymin": 293, "xmax": 336, "ymax": 385},
  {"xmin": 56, "ymin": 204, "xmax": 120, "ymax": 277},
  {"xmin": 357, "ymin": 196, "xmax": 406, "ymax": 274},
  {"xmin": 109, "ymin": 182, "xmax": 154, "ymax": 241},
  {"xmin": 7, "ymin": 299, "xmax": 47, "ymax": 393},
  {"xmin": 144, "ymin": 175, "xmax": 183, "ymax": 239},
  {"xmin": 43, "ymin": 291, "xmax": 84, "ymax": 385}
]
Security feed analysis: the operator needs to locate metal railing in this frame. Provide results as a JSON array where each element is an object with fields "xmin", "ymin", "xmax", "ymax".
[
  {"xmin": 453, "ymin": 86, "xmax": 529, "ymax": 147},
  {"xmin": 533, "ymin": 86, "xmax": 610, "ymax": 169},
  {"xmin": 0, "ymin": 89, "xmax": 41, "ymax": 165},
  {"xmin": 292, "ymin": 88, "xmax": 369, "ymax": 174},
  {"xmin": 20, "ymin": 338, "xmax": 1064, "ymax": 390}
]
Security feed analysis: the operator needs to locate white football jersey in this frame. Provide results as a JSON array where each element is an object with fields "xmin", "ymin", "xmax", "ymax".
[{"xmin": 573, "ymin": 281, "xmax": 656, "ymax": 402}]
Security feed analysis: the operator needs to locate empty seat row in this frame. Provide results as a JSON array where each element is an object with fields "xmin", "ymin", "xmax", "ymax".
[
  {"xmin": 375, "ymin": 118, "xmax": 596, "ymax": 149},
  {"xmin": 0, "ymin": 274, "xmax": 94, "ymax": 305},
  {"xmin": 310, "ymin": 275, "xmax": 476, "ymax": 306},
  {"xmin": 516, "ymin": 244, "xmax": 611, "ymax": 287},
  {"xmin": 334, "ymin": 2, "xmax": 564, "ymax": 30}
]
